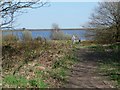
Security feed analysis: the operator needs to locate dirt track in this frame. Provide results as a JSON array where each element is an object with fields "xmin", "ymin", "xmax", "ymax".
[{"xmin": 63, "ymin": 48, "xmax": 116, "ymax": 88}]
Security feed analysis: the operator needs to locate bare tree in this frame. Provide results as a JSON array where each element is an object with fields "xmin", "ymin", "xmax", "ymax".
[
  {"xmin": 52, "ymin": 23, "xmax": 60, "ymax": 31},
  {"xmin": 87, "ymin": 1, "xmax": 120, "ymax": 43},
  {"xmin": 0, "ymin": 0, "xmax": 48, "ymax": 29}
]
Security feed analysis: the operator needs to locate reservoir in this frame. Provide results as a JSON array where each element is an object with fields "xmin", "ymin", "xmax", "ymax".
[{"xmin": 2, "ymin": 29, "xmax": 89, "ymax": 41}]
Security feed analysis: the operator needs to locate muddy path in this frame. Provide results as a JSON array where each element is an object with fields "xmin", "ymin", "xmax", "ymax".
[{"xmin": 63, "ymin": 48, "xmax": 116, "ymax": 88}]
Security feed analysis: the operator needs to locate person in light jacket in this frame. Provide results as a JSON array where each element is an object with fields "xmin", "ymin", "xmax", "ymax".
[{"xmin": 72, "ymin": 35, "xmax": 76, "ymax": 44}]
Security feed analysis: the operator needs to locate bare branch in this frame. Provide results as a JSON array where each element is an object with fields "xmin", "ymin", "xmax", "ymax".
[
  {"xmin": 0, "ymin": 0, "xmax": 48, "ymax": 29},
  {"xmin": 86, "ymin": 2, "xmax": 120, "ymax": 43}
]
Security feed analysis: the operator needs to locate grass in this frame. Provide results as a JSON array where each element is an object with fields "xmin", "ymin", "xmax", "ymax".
[
  {"xmin": 51, "ymin": 51, "xmax": 77, "ymax": 81},
  {"xmin": 3, "ymin": 74, "xmax": 48, "ymax": 88},
  {"xmin": 99, "ymin": 62, "xmax": 120, "ymax": 88},
  {"xmin": 29, "ymin": 79, "xmax": 48, "ymax": 88},
  {"xmin": 3, "ymin": 36, "xmax": 119, "ymax": 88},
  {"xmin": 3, "ymin": 75, "xmax": 28, "ymax": 88},
  {"xmin": 88, "ymin": 43, "xmax": 120, "ymax": 88},
  {"xmin": 77, "ymin": 41, "xmax": 120, "ymax": 88},
  {"xmin": 2, "ymin": 39, "xmax": 78, "ymax": 88}
]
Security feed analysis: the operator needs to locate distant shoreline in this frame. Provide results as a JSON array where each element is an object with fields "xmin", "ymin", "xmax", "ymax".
[
  {"xmin": 2, "ymin": 29, "xmax": 88, "ymax": 41},
  {"xmin": 1, "ymin": 28, "xmax": 95, "ymax": 32}
]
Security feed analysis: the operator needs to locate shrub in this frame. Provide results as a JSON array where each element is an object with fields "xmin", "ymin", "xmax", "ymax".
[
  {"xmin": 50, "ymin": 30, "xmax": 71, "ymax": 40},
  {"xmin": 2, "ymin": 34, "xmax": 19, "ymax": 42},
  {"xmin": 34, "ymin": 36, "xmax": 43, "ymax": 41},
  {"xmin": 21, "ymin": 30, "xmax": 32, "ymax": 42},
  {"xmin": 50, "ymin": 23, "xmax": 71, "ymax": 40}
]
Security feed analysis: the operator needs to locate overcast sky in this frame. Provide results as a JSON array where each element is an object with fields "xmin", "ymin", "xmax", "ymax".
[{"xmin": 16, "ymin": 2, "xmax": 98, "ymax": 29}]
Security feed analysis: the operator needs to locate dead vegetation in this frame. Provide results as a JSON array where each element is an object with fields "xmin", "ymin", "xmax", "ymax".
[{"xmin": 2, "ymin": 38, "xmax": 76, "ymax": 88}]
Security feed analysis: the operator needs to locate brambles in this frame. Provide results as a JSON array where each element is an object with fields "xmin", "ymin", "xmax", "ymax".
[{"xmin": 2, "ymin": 38, "xmax": 77, "ymax": 88}]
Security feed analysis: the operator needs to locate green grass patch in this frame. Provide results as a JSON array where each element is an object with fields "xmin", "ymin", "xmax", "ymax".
[
  {"xmin": 49, "ymin": 68, "xmax": 67, "ymax": 81},
  {"xmin": 94, "ymin": 44, "xmax": 120, "ymax": 88},
  {"xmin": 3, "ymin": 75, "xmax": 28, "ymax": 87},
  {"xmin": 51, "ymin": 48, "xmax": 78, "ymax": 82},
  {"xmin": 3, "ymin": 74, "xmax": 48, "ymax": 88},
  {"xmin": 29, "ymin": 79, "xmax": 47, "ymax": 88},
  {"xmin": 100, "ymin": 63, "xmax": 120, "ymax": 88}
]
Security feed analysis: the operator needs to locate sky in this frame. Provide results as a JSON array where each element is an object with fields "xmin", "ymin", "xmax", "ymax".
[{"xmin": 15, "ymin": 2, "xmax": 98, "ymax": 29}]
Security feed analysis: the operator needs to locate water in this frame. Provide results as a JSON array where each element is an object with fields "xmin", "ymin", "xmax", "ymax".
[{"xmin": 2, "ymin": 30, "xmax": 87, "ymax": 41}]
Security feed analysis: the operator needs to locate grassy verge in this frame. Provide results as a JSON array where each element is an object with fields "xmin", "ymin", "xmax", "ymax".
[
  {"xmin": 49, "ymin": 49, "xmax": 78, "ymax": 86},
  {"xmin": 88, "ymin": 43, "xmax": 120, "ymax": 88}
]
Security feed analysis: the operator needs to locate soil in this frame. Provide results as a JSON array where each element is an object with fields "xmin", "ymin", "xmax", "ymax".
[{"xmin": 63, "ymin": 48, "xmax": 116, "ymax": 88}]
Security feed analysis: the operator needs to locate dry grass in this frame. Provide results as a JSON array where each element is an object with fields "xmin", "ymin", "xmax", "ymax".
[{"xmin": 2, "ymin": 39, "xmax": 75, "ymax": 88}]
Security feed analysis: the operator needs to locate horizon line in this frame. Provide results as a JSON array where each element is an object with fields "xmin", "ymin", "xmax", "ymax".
[{"xmin": 1, "ymin": 28, "xmax": 95, "ymax": 32}]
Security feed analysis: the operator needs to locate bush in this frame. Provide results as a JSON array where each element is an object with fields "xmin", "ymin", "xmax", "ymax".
[
  {"xmin": 2, "ymin": 34, "xmax": 19, "ymax": 42},
  {"xmin": 95, "ymin": 30, "xmax": 115, "ymax": 44},
  {"xmin": 50, "ymin": 30, "xmax": 71, "ymax": 40},
  {"xmin": 34, "ymin": 36, "xmax": 43, "ymax": 41},
  {"xmin": 21, "ymin": 30, "xmax": 32, "ymax": 42}
]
